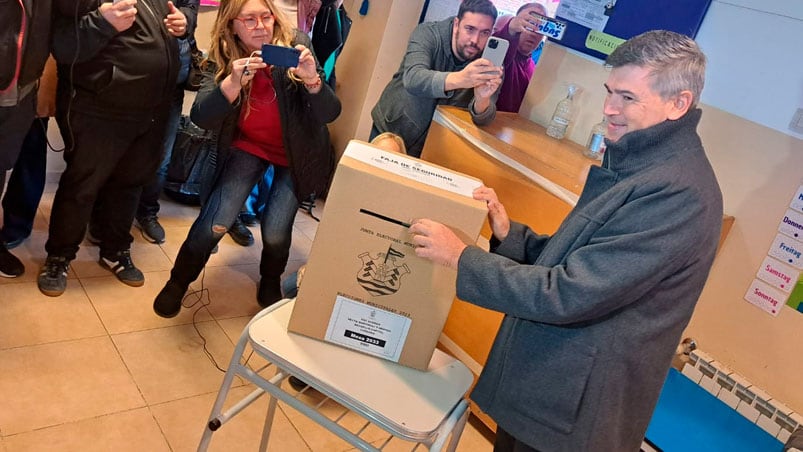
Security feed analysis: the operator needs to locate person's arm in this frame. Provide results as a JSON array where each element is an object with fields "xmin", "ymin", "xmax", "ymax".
[
  {"xmin": 177, "ymin": 0, "xmax": 199, "ymax": 38},
  {"xmin": 469, "ymin": 87, "xmax": 498, "ymax": 125},
  {"xmin": 36, "ymin": 56, "xmax": 58, "ymax": 118},
  {"xmin": 400, "ymin": 25, "xmax": 458, "ymax": 99},
  {"xmin": 494, "ymin": 15, "xmax": 517, "ymax": 41},
  {"xmin": 190, "ymin": 61, "xmax": 237, "ymax": 130},
  {"xmin": 292, "ymin": 33, "xmax": 341, "ymax": 124},
  {"xmin": 456, "ymin": 186, "xmax": 710, "ymax": 325},
  {"xmin": 51, "ymin": 0, "xmax": 135, "ymax": 64}
]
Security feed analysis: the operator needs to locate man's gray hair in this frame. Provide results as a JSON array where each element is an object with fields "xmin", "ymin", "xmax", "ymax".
[{"xmin": 606, "ymin": 30, "xmax": 706, "ymax": 107}]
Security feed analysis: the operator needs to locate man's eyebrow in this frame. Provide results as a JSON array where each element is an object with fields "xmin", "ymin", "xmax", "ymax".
[{"xmin": 604, "ymin": 83, "xmax": 637, "ymax": 98}]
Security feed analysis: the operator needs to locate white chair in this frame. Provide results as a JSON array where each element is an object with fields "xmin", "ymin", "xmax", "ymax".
[{"xmin": 198, "ymin": 298, "xmax": 475, "ymax": 451}]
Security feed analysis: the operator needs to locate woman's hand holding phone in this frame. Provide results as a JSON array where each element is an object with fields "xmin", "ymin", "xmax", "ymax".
[{"xmin": 289, "ymin": 45, "xmax": 323, "ymax": 93}]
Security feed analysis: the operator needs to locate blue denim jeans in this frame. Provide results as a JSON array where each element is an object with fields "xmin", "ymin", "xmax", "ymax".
[
  {"xmin": 1, "ymin": 118, "xmax": 47, "ymax": 243},
  {"xmin": 169, "ymin": 148, "xmax": 299, "ymax": 289}
]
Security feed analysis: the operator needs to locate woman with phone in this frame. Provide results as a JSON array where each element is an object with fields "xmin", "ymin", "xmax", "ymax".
[{"xmin": 153, "ymin": 0, "xmax": 341, "ymax": 318}]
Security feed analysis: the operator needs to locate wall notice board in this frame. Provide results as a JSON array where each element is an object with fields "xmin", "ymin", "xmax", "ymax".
[{"xmin": 553, "ymin": 0, "xmax": 713, "ymax": 61}]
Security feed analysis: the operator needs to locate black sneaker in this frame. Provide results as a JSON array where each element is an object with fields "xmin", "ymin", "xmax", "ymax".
[
  {"xmin": 0, "ymin": 245, "xmax": 25, "ymax": 278},
  {"xmin": 99, "ymin": 250, "xmax": 145, "ymax": 287},
  {"xmin": 257, "ymin": 277, "xmax": 283, "ymax": 308},
  {"xmin": 135, "ymin": 215, "xmax": 166, "ymax": 244},
  {"xmin": 228, "ymin": 217, "xmax": 254, "ymax": 247},
  {"xmin": 38, "ymin": 255, "xmax": 70, "ymax": 296},
  {"xmin": 153, "ymin": 280, "xmax": 187, "ymax": 318}
]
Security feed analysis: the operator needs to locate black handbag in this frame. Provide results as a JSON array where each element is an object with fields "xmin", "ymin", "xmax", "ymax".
[
  {"xmin": 164, "ymin": 115, "xmax": 216, "ymax": 205},
  {"xmin": 183, "ymin": 42, "xmax": 205, "ymax": 92}
]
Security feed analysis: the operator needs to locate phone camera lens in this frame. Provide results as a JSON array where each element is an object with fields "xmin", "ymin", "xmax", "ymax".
[{"xmin": 489, "ymin": 39, "xmax": 498, "ymax": 49}]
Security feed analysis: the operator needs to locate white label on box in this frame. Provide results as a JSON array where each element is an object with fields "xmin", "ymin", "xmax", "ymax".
[
  {"xmin": 767, "ymin": 233, "xmax": 803, "ymax": 270},
  {"xmin": 757, "ymin": 256, "xmax": 799, "ymax": 293},
  {"xmin": 790, "ymin": 185, "xmax": 803, "ymax": 213},
  {"xmin": 345, "ymin": 141, "xmax": 481, "ymax": 197},
  {"xmin": 324, "ymin": 295, "xmax": 412, "ymax": 362},
  {"xmin": 779, "ymin": 209, "xmax": 803, "ymax": 241},
  {"xmin": 744, "ymin": 279, "xmax": 786, "ymax": 316}
]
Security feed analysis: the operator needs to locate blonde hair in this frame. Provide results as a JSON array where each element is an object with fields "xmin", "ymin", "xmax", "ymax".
[
  {"xmin": 207, "ymin": 0, "xmax": 297, "ymax": 84},
  {"xmin": 370, "ymin": 132, "xmax": 407, "ymax": 154}
]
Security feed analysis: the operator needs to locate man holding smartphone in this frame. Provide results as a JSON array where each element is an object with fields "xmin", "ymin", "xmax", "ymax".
[
  {"xmin": 370, "ymin": 0, "xmax": 503, "ymax": 158},
  {"xmin": 493, "ymin": 2, "xmax": 549, "ymax": 113},
  {"xmin": 38, "ymin": 0, "xmax": 185, "ymax": 296}
]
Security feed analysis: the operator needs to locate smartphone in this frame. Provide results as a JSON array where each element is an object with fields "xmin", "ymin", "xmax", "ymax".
[
  {"xmin": 261, "ymin": 44, "xmax": 301, "ymax": 68},
  {"xmin": 481, "ymin": 37, "xmax": 509, "ymax": 68},
  {"xmin": 528, "ymin": 11, "xmax": 567, "ymax": 40}
]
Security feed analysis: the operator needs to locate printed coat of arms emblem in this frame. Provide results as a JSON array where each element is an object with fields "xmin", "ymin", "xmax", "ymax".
[{"xmin": 357, "ymin": 246, "xmax": 410, "ymax": 296}]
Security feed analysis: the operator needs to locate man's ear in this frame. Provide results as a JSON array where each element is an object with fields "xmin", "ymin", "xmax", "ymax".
[
  {"xmin": 667, "ymin": 90, "xmax": 693, "ymax": 120},
  {"xmin": 453, "ymin": 16, "xmax": 459, "ymax": 31}
]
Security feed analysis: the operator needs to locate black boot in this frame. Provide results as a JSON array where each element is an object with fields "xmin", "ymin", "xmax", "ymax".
[
  {"xmin": 153, "ymin": 280, "xmax": 187, "ymax": 318},
  {"xmin": 228, "ymin": 216, "xmax": 254, "ymax": 247},
  {"xmin": 257, "ymin": 277, "xmax": 283, "ymax": 308}
]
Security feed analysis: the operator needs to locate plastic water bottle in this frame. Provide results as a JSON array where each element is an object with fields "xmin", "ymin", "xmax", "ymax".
[
  {"xmin": 546, "ymin": 84, "xmax": 577, "ymax": 139},
  {"xmin": 584, "ymin": 117, "xmax": 607, "ymax": 160}
]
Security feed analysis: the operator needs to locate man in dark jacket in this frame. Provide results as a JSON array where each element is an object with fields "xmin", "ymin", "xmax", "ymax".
[
  {"xmin": 0, "ymin": 0, "xmax": 52, "ymax": 278},
  {"xmin": 133, "ymin": 0, "xmax": 199, "ymax": 245},
  {"xmin": 370, "ymin": 0, "xmax": 502, "ymax": 158},
  {"xmin": 410, "ymin": 31, "xmax": 723, "ymax": 451},
  {"xmin": 38, "ymin": 0, "xmax": 185, "ymax": 297},
  {"xmin": 311, "ymin": 0, "xmax": 351, "ymax": 91}
]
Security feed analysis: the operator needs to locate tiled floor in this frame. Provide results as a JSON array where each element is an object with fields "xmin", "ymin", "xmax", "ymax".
[{"xmin": 0, "ymin": 177, "xmax": 494, "ymax": 451}]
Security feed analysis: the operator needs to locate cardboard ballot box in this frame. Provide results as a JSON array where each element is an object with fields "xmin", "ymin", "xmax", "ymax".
[{"xmin": 288, "ymin": 140, "xmax": 487, "ymax": 370}]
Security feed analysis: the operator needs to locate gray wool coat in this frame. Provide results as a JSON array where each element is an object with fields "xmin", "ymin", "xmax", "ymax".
[{"xmin": 457, "ymin": 109, "xmax": 723, "ymax": 451}]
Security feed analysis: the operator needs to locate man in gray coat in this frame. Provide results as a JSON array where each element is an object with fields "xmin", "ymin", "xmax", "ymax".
[
  {"xmin": 410, "ymin": 30, "xmax": 723, "ymax": 451},
  {"xmin": 370, "ymin": 0, "xmax": 503, "ymax": 157}
]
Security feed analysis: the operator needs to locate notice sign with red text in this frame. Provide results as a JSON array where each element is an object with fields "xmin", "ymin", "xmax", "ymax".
[
  {"xmin": 746, "ymin": 182, "xmax": 803, "ymax": 316},
  {"xmin": 745, "ymin": 279, "xmax": 786, "ymax": 316}
]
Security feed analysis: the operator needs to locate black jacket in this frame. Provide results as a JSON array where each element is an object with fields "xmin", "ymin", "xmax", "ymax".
[
  {"xmin": 311, "ymin": 0, "xmax": 352, "ymax": 90},
  {"xmin": 52, "ymin": 0, "xmax": 180, "ymax": 118},
  {"xmin": 1, "ymin": 0, "xmax": 52, "ymax": 91},
  {"xmin": 175, "ymin": 0, "xmax": 199, "ymax": 40},
  {"xmin": 190, "ymin": 32, "xmax": 341, "ymax": 202}
]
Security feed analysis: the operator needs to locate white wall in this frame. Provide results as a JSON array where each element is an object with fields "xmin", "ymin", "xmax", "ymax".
[{"xmin": 696, "ymin": 0, "xmax": 803, "ymax": 139}]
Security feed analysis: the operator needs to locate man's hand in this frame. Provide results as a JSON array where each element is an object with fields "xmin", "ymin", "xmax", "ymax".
[
  {"xmin": 164, "ymin": 1, "xmax": 187, "ymax": 37},
  {"xmin": 473, "ymin": 186, "xmax": 510, "ymax": 241},
  {"xmin": 409, "ymin": 219, "xmax": 468, "ymax": 269},
  {"xmin": 100, "ymin": 0, "xmax": 138, "ymax": 33},
  {"xmin": 445, "ymin": 58, "xmax": 503, "ymax": 91},
  {"xmin": 473, "ymin": 74, "xmax": 502, "ymax": 105},
  {"xmin": 508, "ymin": 11, "xmax": 540, "ymax": 36}
]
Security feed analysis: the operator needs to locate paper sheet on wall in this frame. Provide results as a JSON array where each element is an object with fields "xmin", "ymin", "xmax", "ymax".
[{"xmin": 556, "ymin": 0, "xmax": 610, "ymax": 31}]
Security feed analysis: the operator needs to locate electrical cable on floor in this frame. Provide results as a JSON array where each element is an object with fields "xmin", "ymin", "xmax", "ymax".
[{"xmin": 180, "ymin": 267, "xmax": 227, "ymax": 373}]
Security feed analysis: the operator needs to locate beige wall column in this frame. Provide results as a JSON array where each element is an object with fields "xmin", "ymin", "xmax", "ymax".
[{"xmin": 328, "ymin": 0, "xmax": 426, "ymax": 158}]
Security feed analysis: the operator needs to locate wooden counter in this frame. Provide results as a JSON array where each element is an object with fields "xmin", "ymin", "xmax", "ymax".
[{"xmin": 422, "ymin": 106, "xmax": 733, "ymax": 431}]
